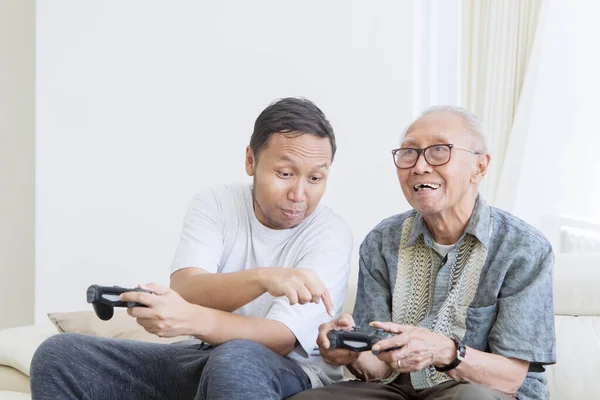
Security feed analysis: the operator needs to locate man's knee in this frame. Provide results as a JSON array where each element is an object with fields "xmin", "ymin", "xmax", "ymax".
[
  {"xmin": 198, "ymin": 339, "xmax": 286, "ymax": 398},
  {"xmin": 31, "ymin": 333, "xmax": 86, "ymax": 387},
  {"xmin": 32, "ymin": 334, "xmax": 79, "ymax": 371},
  {"xmin": 205, "ymin": 339, "xmax": 271, "ymax": 374}
]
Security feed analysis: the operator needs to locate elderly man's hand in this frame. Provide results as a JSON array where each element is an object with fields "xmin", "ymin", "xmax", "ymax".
[
  {"xmin": 369, "ymin": 321, "xmax": 456, "ymax": 374},
  {"xmin": 316, "ymin": 313, "xmax": 360, "ymax": 366},
  {"xmin": 122, "ymin": 282, "xmax": 201, "ymax": 338}
]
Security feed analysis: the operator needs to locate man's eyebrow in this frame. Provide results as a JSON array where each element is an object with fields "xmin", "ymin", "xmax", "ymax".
[
  {"xmin": 278, "ymin": 155, "xmax": 298, "ymax": 164},
  {"xmin": 277, "ymin": 156, "xmax": 329, "ymax": 169}
]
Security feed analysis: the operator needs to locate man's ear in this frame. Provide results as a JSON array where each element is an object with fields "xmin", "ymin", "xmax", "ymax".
[
  {"xmin": 245, "ymin": 146, "xmax": 256, "ymax": 177},
  {"xmin": 471, "ymin": 153, "xmax": 491, "ymax": 184}
]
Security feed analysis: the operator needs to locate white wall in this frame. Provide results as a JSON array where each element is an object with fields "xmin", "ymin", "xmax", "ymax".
[
  {"xmin": 0, "ymin": 0, "xmax": 35, "ymax": 329},
  {"xmin": 35, "ymin": 0, "xmax": 414, "ymax": 322}
]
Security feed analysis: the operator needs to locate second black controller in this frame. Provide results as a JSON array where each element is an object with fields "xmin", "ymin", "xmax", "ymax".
[
  {"xmin": 87, "ymin": 285, "xmax": 152, "ymax": 321},
  {"xmin": 327, "ymin": 327, "xmax": 398, "ymax": 355}
]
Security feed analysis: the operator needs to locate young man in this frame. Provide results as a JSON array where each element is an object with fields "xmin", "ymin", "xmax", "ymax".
[
  {"xmin": 291, "ymin": 106, "xmax": 556, "ymax": 400},
  {"xmin": 30, "ymin": 98, "xmax": 353, "ymax": 400}
]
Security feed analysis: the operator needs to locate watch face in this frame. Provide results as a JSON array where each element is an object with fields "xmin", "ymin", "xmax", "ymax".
[{"xmin": 452, "ymin": 333, "xmax": 466, "ymax": 360}]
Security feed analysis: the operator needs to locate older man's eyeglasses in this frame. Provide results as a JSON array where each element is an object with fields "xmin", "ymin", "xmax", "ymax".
[{"xmin": 391, "ymin": 144, "xmax": 481, "ymax": 169}]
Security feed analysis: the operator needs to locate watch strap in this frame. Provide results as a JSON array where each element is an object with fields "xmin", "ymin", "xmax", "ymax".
[{"xmin": 435, "ymin": 334, "xmax": 466, "ymax": 372}]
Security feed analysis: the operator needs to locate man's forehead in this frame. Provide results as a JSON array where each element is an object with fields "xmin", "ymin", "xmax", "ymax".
[{"xmin": 401, "ymin": 131, "xmax": 452, "ymax": 145}]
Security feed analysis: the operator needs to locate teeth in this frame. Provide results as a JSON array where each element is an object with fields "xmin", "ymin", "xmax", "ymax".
[{"xmin": 413, "ymin": 183, "xmax": 440, "ymax": 191}]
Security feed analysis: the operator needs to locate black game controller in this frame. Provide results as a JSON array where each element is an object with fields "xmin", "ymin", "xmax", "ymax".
[
  {"xmin": 327, "ymin": 327, "xmax": 398, "ymax": 355},
  {"xmin": 86, "ymin": 285, "xmax": 152, "ymax": 321}
]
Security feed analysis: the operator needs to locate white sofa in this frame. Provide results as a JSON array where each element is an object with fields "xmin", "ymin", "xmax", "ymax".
[{"xmin": 2, "ymin": 254, "xmax": 600, "ymax": 399}]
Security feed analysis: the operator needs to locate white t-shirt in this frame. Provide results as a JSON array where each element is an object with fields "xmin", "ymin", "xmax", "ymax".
[
  {"xmin": 433, "ymin": 241, "xmax": 455, "ymax": 258},
  {"xmin": 171, "ymin": 183, "xmax": 353, "ymax": 387}
]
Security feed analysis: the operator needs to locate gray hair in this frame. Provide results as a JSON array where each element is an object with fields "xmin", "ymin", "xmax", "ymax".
[{"xmin": 403, "ymin": 105, "xmax": 488, "ymax": 153}]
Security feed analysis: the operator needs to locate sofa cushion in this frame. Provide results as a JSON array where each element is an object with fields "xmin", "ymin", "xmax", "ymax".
[
  {"xmin": 546, "ymin": 315, "xmax": 600, "ymax": 399},
  {"xmin": 554, "ymin": 254, "xmax": 600, "ymax": 316},
  {"xmin": 0, "ymin": 325, "xmax": 57, "ymax": 376},
  {"xmin": 561, "ymin": 226, "xmax": 600, "ymax": 253},
  {"xmin": 47, "ymin": 310, "xmax": 188, "ymax": 344}
]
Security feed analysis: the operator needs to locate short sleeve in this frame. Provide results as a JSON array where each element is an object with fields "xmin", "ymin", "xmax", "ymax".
[
  {"xmin": 352, "ymin": 230, "xmax": 393, "ymax": 329},
  {"xmin": 266, "ymin": 220, "xmax": 353, "ymax": 357},
  {"xmin": 170, "ymin": 189, "xmax": 224, "ymax": 275},
  {"xmin": 488, "ymin": 245, "xmax": 556, "ymax": 365}
]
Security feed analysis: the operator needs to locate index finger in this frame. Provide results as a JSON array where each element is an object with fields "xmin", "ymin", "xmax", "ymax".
[
  {"xmin": 120, "ymin": 291, "xmax": 154, "ymax": 306},
  {"xmin": 321, "ymin": 289, "xmax": 335, "ymax": 317},
  {"xmin": 369, "ymin": 321, "xmax": 413, "ymax": 334},
  {"xmin": 372, "ymin": 332, "xmax": 410, "ymax": 352}
]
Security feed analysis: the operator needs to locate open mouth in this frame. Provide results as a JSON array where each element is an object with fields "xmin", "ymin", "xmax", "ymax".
[
  {"xmin": 413, "ymin": 183, "xmax": 441, "ymax": 192},
  {"xmin": 282, "ymin": 209, "xmax": 303, "ymax": 218}
]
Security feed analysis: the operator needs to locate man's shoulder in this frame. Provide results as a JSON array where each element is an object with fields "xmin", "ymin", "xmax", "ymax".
[
  {"xmin": 365, "ymin": 209, "xmax": 417, "ymax": 241},
  {"xmin": 190, "ymin": 182, "xmax": 250, "ymax": 210},
  {"xmin": 490, "ymin": 207, "xmax": 553, "ymax": 253},
  {"xmin": 194, "ymin": 182, "xmax": 249, "ymax": 200}
]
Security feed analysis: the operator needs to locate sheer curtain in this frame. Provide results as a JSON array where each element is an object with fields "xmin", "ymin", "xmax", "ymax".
[{"xmin": 461, "ymin": 0, "xmax": 542, "ymax": 205}]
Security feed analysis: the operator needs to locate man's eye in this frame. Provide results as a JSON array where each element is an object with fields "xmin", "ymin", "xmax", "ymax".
[
  {"xmin": 309, "ymin": 176, "xmax": 322, "ymax": 183},
  {"xmin": 278, "ymin": 172, "xmax": 292, "ymax": 178}
]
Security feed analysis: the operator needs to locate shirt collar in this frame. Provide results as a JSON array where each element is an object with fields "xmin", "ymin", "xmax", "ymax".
[{"xmin": 406, "ymin": 195, "xmax": 491, "ymax": 250}]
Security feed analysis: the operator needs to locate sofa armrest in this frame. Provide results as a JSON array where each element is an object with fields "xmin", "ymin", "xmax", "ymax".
[
  {"xmin": 0, "ymin": 324, "xmax": 58, "ymax": 376},
  {"xmin": 0, "ymin": 365, "xmax": 30, "ymax": 394}
]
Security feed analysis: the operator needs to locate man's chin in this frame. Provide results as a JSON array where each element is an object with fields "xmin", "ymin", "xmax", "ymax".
[
  {"xmin": 266, "ymin": 217, "xmax": 304, "ymax": 230},
  {"xmin": 412, "ymin": 200, "xmax": 442, "ymax": 216},
  {"xmin": 277, "ymin": 219, "xmax": 303, "ymax": 230}
]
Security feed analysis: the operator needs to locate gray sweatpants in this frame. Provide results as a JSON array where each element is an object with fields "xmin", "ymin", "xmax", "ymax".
[{"xmin": 30, "ymin": 333, "xmax": 311, "ymax": 400}]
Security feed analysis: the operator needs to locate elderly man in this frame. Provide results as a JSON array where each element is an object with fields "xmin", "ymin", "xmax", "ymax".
[
  {"xmin": 290, "ymin": 106, "xmax": 556, "ymax": 400},
  {"xmin": 30, "ymin": 98, "xmax": 353, "ymax": 400}
]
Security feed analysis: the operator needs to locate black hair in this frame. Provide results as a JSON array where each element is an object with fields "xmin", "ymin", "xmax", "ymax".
[{"xmin": 250, "ymin": 97, "xmax": 336, "ymax": 161}]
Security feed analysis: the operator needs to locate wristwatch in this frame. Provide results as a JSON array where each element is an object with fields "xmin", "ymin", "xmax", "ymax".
[{"xmin": 434, "ymin": 334, "xmax": 466, "ymax": 372}]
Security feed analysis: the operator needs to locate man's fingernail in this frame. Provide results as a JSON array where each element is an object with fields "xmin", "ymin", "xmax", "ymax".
[{"xmin": 369, "ymin": 321, "xmax": 375, "ymax": 326}]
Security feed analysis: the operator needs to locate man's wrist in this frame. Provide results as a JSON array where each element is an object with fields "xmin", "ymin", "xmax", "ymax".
[
  {"xmin": 435, "ymin": 335, "xmax": 458, "ymax": 366},
  {"xmin": 434, "ymin": 335, "xmax": 466, "ymax": 373},
  {"xmin": 253, "ymin": 268, "xmax": 270, "ymax": 292},
  {"xmin": 189, "ymin": 304, "xmax": 213, "ymax": 338}
]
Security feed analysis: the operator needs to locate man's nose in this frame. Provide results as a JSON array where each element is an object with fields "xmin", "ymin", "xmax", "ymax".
[
  {"xmin": 288, "ymin": 180, "xmax": 306, "ymax": 202},
  {"xmin": 412, "ymin": 152, "xmax": 432, "ymax": 174}
]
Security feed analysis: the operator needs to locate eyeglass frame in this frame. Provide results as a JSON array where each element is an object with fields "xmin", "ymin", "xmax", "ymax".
[{"xmin": 391, "ymin": 144, "xmax": 481, "ymax": 169}]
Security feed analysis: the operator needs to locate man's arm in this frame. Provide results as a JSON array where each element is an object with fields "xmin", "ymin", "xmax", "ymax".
[
  {"xmin": 371, "ymin": 322, "xmax": 529, "ymax": 395},
  {"xmin": 452, "ymin": 243, "xmax": 556, "ymax": 394},
  {"xmin": 125, "ymin": 283, "xmax": 299, "ymax": 356},
  {"xmin": 171, "ymin": 266, "xmax": 334, "ymax": 315},
  {"xmin": 170, "ymin": 267, "xmax": 266, "ymax": 312},
  {"xmin": 191, "ymin": 305, "xmax": 298, "ymax": 356},
  {"xmin": 445, "ymin": 346, "xmax": 529, "ymax": 396}
]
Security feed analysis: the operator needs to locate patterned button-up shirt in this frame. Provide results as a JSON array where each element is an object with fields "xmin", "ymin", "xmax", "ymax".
[{"xmin": 353, "ymin": 196, "xmax": 556, "ymax": 400}]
